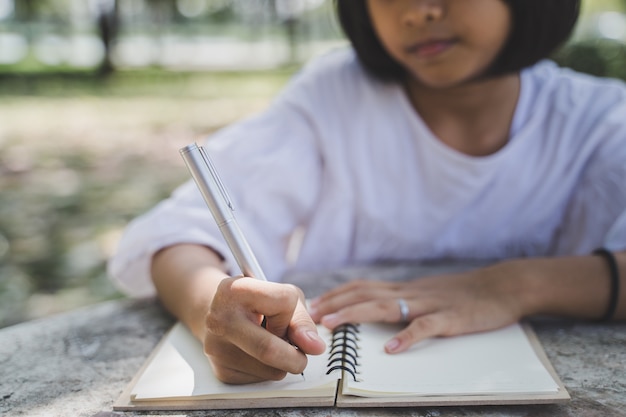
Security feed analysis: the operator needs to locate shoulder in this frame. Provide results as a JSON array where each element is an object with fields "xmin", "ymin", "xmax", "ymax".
[
  {"xmin": 295, "ymin": 46, "xmax": 368, "ymax": 84},
  {"xmin": 522, "ymin": 61, "xmax": 626, "ymax": 165},
  {"xmin": 277, "ymin": 46, "xmax": 390, "ymax": 108},
  {"xmin": 525, "ymin": 60, "xmax": 626, "ymax": 118},
  {"xmin": 513, "ymin": 62, "xmax": 626, "ymax": 201}
]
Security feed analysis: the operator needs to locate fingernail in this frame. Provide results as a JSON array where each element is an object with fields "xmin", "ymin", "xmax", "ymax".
[
  {"xmin": 308, "ymin": 306, "xmax": 318, "ymax": 318},
  {"xmin": 306, "ymin": 330, "xmax": 324, "ymax": 343},
  {"xmin": 385, "ymin": 338, "xmax": 401, "ymax": 353},
  {"xmin": 309, "ymin": 297, "xmax": 320, "ymax": 307}
]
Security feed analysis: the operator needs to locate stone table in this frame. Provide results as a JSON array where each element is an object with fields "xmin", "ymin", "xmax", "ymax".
[{"xmin": 1, "ymin": 263, "xmax": 625, "ymax": 417}]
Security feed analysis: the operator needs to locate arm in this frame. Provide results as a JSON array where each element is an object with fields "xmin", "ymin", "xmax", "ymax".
[
  {"xmin": 309, "ymin": 251, "xmax": 625, "ymax": 353},
  {"xmin": 151, "ymin": 244, "xmax": 224, "ymax": 340},
  {"xmin": 516, "ymin": 251, "xmax": 624, "ymax": 320},
  {"xmin": 151, "ymin": 243, "xmax": 325, "ymax": 384}
]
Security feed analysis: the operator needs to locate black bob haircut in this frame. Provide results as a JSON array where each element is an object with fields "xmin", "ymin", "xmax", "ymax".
[{"xmin": 336, "ymin": 0, "xmax": 581, "ymax": 81}]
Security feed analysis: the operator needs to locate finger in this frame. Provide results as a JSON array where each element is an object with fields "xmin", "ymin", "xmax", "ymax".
[
  {"xmin": 231, "ymin": 279, "xmax": 301, "ymax": 336},
  {"xmin": 204, "ymin": 340, "xmax": 289, "ymax": 383},
  {"xmin": 258, "ymin": 284, "xmax": 301, "ymax": 340},
  {"xmin": 311, "ymin": 280, "xmax": 394, "ymax": 305},
  {"xmin": 309, "ymin": 280, "xmax": 398, "ymax": 321},
  {"xmin": 218, "ymin": 277, "xmax": 300, "ymax": 338},
  {"xmin": 208, "ymin": 278, "xmax": 310, "ymax": 375},
  {"xmin": 287, "ymin": 300, "xmax": 327, "ymax": 356},
  {"xmin": 384, "ymin": 313, "xmax": 449, "ymax": 354},
  {"xmin": 319, "ymin": 297, "xmax": 435, "ymax": 329},
  {"xmin": 255, "ymin": 284, "xmax": 325, "ymax": 355},
  {"xmin": 227, "ymin": 318, "xmax": 310, "ymax": 375}
]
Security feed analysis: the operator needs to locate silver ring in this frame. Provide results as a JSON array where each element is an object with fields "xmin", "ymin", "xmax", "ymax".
[{"xmin": 397, "ymin": 298, "xmax": 410, "ymax": 322}]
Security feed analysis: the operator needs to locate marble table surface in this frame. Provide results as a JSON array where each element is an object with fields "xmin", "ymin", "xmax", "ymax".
[{"xmin": 1, "ymin": 263, "xmax": 625, "ymax": 417}]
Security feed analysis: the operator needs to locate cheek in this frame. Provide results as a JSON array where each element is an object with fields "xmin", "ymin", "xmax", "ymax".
[
  {"xmin": 367, "ymin": 3, "xmax": 403, "ymax": 59},
  {"xmin": 455, "ymin": 1, "xmax": 512, "ymax": 58},
  {"xmin": 380, "ymin": 38, "xmax": 404, "ymax": 64},
  {"xmin": 483, "ymin": 6, "xmax": 512, "ymax": 55},
  {"xmin": 459, "ymin": 20, "xmax": 510, "ymax": 69}
]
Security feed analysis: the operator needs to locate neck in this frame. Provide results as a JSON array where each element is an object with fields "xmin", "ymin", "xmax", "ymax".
[{"xmin": 405, "ymin": 74, "xmax": 521, "ymax": 156}]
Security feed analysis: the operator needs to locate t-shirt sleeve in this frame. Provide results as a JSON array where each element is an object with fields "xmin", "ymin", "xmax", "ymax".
[
  {"xmin": 555, "ymin": 98, "xmax": 626, "ymax": 254},
  {"xmin": 107, "ymin": 90, "xmax": 323, "ymax": 297}
]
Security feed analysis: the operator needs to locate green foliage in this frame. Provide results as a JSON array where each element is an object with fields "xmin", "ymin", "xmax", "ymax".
[{"xmin": 554, "ymin": 39, "xmax": 626, "ymax": 81}]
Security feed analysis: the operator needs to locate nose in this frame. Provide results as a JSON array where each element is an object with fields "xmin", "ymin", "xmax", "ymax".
[{"xmin": 402, "ymin": 0, "xmax": 444, "ymax": 26}]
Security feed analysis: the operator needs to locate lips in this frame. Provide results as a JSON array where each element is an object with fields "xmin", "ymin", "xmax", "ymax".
[{"xmin": 406, "ymin": 39, "xmax": 456, "ymax": 58}]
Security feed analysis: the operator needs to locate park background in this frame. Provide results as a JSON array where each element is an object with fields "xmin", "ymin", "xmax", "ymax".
[{"xmin": 1, "ymin": 0, "xmax": 625, "ymax": 328}]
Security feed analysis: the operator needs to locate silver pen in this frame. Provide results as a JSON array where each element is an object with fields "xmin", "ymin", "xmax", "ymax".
[
  {"xmin": 179, "ymin": 143, "xmax": 268, "ymax": 282},
  {"xmin": 181, "ymin": 143, "xmax": 306, "ymax": 378}
]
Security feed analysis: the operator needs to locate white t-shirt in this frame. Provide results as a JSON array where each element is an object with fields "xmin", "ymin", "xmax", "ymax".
[{"xmin": 108, "ymin": 48, "xmax": 626, "ymax": 298}]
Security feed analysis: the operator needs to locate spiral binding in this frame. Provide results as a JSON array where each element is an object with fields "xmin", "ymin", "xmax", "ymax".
[{"xmin": 325, "ymin": 323, "xmax": 360, "ymax": 382}]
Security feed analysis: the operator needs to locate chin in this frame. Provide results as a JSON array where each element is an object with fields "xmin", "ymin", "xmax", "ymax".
[
  {"xmin": 409, "ymin": 67, "xmax": 488, "ymax": 90},
  {"xmin": 413, "ymin": 76, "xmax": 468, "ymax": 90}
]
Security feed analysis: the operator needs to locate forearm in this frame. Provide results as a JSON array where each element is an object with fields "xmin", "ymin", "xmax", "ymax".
[
  {"xmin": 151, "ymin": 244, "xmax": 229, "ymax": 340},
  {"xmin": 502, "ymin": 250, "xmax": 625, "ymax": 321}
]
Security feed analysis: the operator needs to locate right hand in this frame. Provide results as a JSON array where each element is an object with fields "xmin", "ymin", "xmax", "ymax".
[{"xmin": 203, "ymin": 276, "xmax": 326, "ymax": 384}]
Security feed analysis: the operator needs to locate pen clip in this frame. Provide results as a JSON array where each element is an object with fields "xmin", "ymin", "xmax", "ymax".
[{"xmin": 198, "ymin": 145, "xmax": 234, "ymax": 212}]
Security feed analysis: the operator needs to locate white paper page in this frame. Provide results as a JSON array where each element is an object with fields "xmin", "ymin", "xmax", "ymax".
[
  {"xmin": 344, "ymin": 323, "xmax": 559, "ymax": 397},
  {"xmin": 132, "ymin": 323, "xmax": 338, "ymax": 401}
]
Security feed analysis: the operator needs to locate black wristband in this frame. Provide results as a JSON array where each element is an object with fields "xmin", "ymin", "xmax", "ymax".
[{"xmin": 593, "ymin": 248, "xmax": 620, "ymax": 322}]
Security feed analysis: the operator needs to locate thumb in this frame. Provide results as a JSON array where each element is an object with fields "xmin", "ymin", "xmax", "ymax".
[{"xmin": 288, "ymin": 300, "xmax": 327, "ymax": 356}]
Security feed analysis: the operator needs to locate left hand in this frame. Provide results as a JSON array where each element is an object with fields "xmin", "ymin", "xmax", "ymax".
[{"xmin": 308, "ymin": 264, "xmax": 525, "ymax": 354}]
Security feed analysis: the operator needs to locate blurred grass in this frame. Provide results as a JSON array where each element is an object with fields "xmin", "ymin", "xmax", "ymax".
[
  {"xmin": 0, "ymin": 68, "xmax": 293, "ymax": 328},
  {"xmin": 0, "ymin": 66, "xmax": 297, "ymax": 97}
]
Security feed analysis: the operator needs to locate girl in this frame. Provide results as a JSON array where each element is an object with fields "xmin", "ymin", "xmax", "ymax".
[{"xmin": 109, "ymin": 0, "xmax": 626, "ymax": 384}]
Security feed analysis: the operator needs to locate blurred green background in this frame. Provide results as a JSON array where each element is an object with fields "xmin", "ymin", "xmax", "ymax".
[{"xmin": 0, "ymin": 0, "xmax": 625, "ymax": 328}]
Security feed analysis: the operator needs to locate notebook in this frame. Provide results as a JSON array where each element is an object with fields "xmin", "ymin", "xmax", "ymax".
[{"xmin": 114, "ymin": 321, "xmax": 569, "ymax": 410}]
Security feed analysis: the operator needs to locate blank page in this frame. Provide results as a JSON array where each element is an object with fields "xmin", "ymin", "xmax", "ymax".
[
  {"xmin": 343, "ymin": 323, "xmax": 559, "ymax": 397},
  {"xmin": 131, "ymin": 323, "xmax": 338, "ymax": 401}
]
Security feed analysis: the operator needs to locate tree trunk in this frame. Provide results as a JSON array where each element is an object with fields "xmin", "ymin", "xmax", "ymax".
[{"xmin": 96, "ymin": 0, "xmax": 120, "ymax": 77}]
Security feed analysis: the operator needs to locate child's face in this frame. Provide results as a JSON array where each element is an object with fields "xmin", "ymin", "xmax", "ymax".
[{"xmin": 367, "ymin": 0, "xmax": 512, "ymax": 88}]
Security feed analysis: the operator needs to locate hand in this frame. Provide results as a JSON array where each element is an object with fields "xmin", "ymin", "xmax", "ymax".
[
  {"xmin": 308, "ymin": 264, "xmax": 524, "ymax": 354},
  {"xmin": 203, "ymin": 277, "xmax": 326, "ymax": 384}
]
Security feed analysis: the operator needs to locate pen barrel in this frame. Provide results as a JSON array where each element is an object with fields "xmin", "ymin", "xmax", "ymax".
[
  {"xmin": 180, "ymin": 143, "xmax": 268, "ymax": 281},
  {"xmin": 218, "ymin": 219, "xmax": 268, "ymax": 281},
  {"xmin": 180, "ymin": 144, "xmax": 233, "ymax": 225}
]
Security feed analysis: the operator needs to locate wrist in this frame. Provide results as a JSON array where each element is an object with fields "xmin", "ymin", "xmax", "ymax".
[
  {"xmin": 152, "ymin": 244, "xmax": 229, "ymax": 340},
  {"xmin": 486, "ymin": 259, "xmax": 544, "ymax": 318},
  {"xmin": 592, "ymin": 248, "xmax": 620, "ymax": 321},
  {"xmin": 498, "ymin": 256, "xmax": 612, "ymax": 320},
  {"xmin": 499, "ymin": 259, "xmax": 549, "ymax": 318}
]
